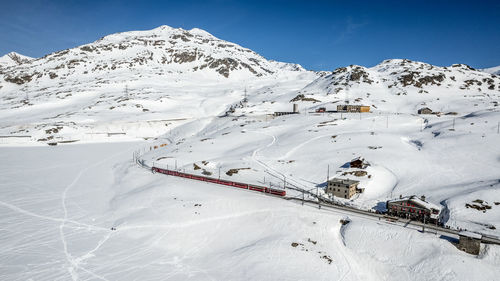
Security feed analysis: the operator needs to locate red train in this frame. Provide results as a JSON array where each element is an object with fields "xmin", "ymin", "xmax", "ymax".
[{"xmin": 152, "ymin": 167, "xmax": 286, "ymax": 196}]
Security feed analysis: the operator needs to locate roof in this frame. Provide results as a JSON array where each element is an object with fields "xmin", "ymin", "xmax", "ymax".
[
  {"xmin": 459, "ymin": 231, "xmax": 482, "ymax": 240},
  {"xmin": 418, "ymin": 107, "xmax": 433, "ymax": 112},
  {"xmin": 351, "ymin": 156, "xmax": 365, "ymax": 162},
  {"xmin": 328, "ymin": 178, "xmax": 359, "ymax": 186},
  {"xmin": 387, "ymin": 195, "xmax": 441, "ymax": 211}
]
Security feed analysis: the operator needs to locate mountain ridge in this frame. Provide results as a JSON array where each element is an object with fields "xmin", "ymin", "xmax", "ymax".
[{"xmin": 0, "ymin": 26, "xmax": 499, "ymax": 144}]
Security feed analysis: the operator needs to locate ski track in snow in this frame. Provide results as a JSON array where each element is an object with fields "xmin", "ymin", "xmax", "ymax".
[
  {"xmin": 248, "ymin": 131, "xmax": 305, "ymax": 189},
  {"xmin": 58, "ymin": 146, "xmax": 136, "ymax": 280}
]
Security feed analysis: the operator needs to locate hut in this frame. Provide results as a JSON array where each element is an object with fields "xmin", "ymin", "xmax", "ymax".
[
  {"xmin": 418, "ymin": 107, "xmax": 433, "ymax": 114},
  {"xmin": 350, "ymin": 157, "xmax": 366, "ymax": 169}
]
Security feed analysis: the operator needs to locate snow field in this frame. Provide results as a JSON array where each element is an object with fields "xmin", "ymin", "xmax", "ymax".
[{"xmin": 2, "ymin": 142, "xmax": 499, "ymax": 280}]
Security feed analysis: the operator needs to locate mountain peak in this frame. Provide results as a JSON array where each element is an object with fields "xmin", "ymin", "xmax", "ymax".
[
  {"xmin": 96, "ymin": 25, "xmax": 215, "ymax": 45},
  {"xmin": 188, "ymin": 27, "xmax": 214, "ymax": 37},
  {"xmin": 0, "ymin": 52, "xmax": 33, "ymax": 68}
]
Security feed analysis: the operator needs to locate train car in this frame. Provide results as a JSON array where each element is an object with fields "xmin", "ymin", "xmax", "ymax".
[
  {"xmin": 151, "ymin": 166, "xmax": 286, "ymax": 197},
  {"xmin": 218, "ymin": 180, "xmax": 233, "ymax": 186},
  {"xmin": 269, "ymin": 189, "xmax": 286, "ymax": 196},
  {"xmin": 233, "ymin": 182, "xmax": 248, "ymax": 189},
  {"xmin": 248, "ymin": 185, "xmax": 265, "ymax": 192}
]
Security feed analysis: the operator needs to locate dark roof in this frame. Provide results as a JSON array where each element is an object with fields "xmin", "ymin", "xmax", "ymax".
[{"xmin": 328, "ymin": 178, "xmax": 359, "ymax": 186}]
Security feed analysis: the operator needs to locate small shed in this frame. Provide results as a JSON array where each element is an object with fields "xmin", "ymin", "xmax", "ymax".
[
  {"xmin": 418, "ymin": 107, "xmax": 433, "ymax": 114},
  {"xmin": 350, "ymin": 157, "xmax": 366, "ymax": 169},
  {"xmin": 458, "ymin": 231, "xmax": 482, "ymax": 255}
]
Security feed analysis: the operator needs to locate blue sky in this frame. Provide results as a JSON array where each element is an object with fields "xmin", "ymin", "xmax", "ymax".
[{"xmin": 1, "ymin": 0, "xmax": 499, "ymax": 70}]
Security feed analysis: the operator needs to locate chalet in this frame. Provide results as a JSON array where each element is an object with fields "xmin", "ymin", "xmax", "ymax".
[
  {"xmin": 326, "ymin": 178, "xmax": 361, "ymax": 199},
  {"xmin": 350, "ymin": 157, "xmax": 367, "ymax": 169},
  {"xmin": 337, "ymin": 105, "xmax": 370, "ymax": 113},
  {"xmin": 386, "ymin": 195, "xmax": 441, "ymax": 223},
  {"xmin": 458, "ymin": 231, "xmax": 482, "ymax": 255},
  {"xmin": 417, "ymin": 107, "xmax": 433, "ymax": 114}
]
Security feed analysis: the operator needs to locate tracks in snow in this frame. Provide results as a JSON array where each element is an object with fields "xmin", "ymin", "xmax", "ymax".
[{"xmin": 58, "ymin": 147, "xmax": 135, "ymax": 280}]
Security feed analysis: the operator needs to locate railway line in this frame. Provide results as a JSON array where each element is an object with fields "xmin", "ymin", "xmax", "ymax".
[
  {"xmin": 135, "ymin": 147, "xmax": 500, "ymax": 247},
  {"xmin": 288, "ymin": 198, "xmax": 500, "ymax": 246}
]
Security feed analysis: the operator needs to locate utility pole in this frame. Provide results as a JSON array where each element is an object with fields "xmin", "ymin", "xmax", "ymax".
[
  {"xmin": 452, "ymin": 118, "xmax": 455, "ymax": 130},
  {"xmin": 218, "ymin": 167, "xmax": 221, "ymax": 180},
  {"xmin": 317, "ymin": 186, "xmax": 321, "ymax": 209},
  {"xmin": 175, "ymin": 159, "xmax": 177, "ymax": 170},
  {"xmin": 283, "ymin": 176, "xmax": 286, "ymax": 190}
]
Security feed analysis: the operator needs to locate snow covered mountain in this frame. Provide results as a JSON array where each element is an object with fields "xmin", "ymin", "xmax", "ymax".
[
  {"xmin": 0, "ymin": 25, "xmax": 302, "ymax": 84},
  {"xmin": 482, "ymin": 65, "xmax": 500, "ymax": 75},
  {"xmin": 0, "ymin": 25, "xmax": 311, "ymax": 142},
  {"xmin": 0, "ymin": 52, "xmax": 33, "ymax": 69},
  {"xmin": 298, "ymin": 59, "xmax": 500, "ymax": 113}
]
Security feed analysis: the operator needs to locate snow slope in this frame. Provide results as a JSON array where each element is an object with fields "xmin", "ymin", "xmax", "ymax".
[
  {"xmin": 481, "ymin": 65, "xmax": 500, "ymax": 75},
  {"xmin": 1, "ymin": 143, "xmax": 499, "ymax": 280}
]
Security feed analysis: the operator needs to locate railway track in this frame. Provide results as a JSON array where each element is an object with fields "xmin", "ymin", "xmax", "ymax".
[
  {"xmin": 287, "ymin": 197, "xmax": 500, "ymax": 246},
  {"xmin": 135, "ymin": 146, "xmax": 500, "ymax": 246}
]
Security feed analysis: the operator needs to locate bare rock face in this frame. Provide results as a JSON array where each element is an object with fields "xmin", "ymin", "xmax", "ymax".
[
  {"xmin": 349, "ymin": 66, "xmax": 373, "ymax": 84},
  {"xmin": 398, "ymin": 72, "xmax": 445, "ymax": 88}
]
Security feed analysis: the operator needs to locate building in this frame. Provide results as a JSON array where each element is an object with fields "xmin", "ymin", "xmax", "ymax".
[
  {"xmin": 386, "ymin": 195, "xmax": 441, "ymax": 223},
  {"xmin": 458, "ymin": 231, "xmax": 482, "ymax": 255},
  {"xmin": 337, "ymin": 105, "xmax": 370, "ymax": 113},
  {"xmin": 350, "ymin": 157, "xmax": 366, "ymax": 169},
  {"xmin": 274, "ymin": 104, "xmax": 299, "ymax": 116},
  {"xmin": 417, "ymin": 107, "xmax": 433, "ymax": 114},
  {"xmin": 326, "ymin": 178, "xmax": 361, "ymax": 199},
  {"xmin": 316, "ymin": 107, "xmax": 326, "ymax": 113}
]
